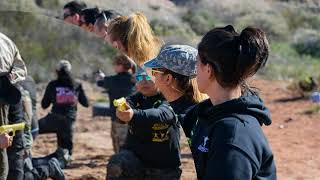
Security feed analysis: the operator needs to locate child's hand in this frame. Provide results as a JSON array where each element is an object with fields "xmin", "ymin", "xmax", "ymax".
[
  {"xmin": 0, "ymin": 134, "xmax": 12, "ymax": 149},
  {"xmin": 116, "ymin": 103, "xmax": 134, "ymax": 123}
]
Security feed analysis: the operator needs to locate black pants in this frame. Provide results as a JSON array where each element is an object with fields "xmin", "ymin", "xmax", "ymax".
[
  {"xmin": 23, "ymin": 157, "xmax": 50, "ymax": 180},
  {"xmin": 107, "ymin": 149, "xmax": 182, "ymax": 180},
  {"xmin": 38, "ymin": 113, "xmax": 75, "ymax": 154},
  {"xmin": 7, "ymin": 130, "xmax": 25, "ymax": 180}
]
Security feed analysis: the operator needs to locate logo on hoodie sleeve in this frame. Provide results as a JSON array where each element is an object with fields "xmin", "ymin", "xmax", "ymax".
[{"xmin": 197, "ymin": 136, "xmax": 210, "ymax": 153}]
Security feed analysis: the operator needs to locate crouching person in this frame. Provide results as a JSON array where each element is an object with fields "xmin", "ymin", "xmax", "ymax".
[
  {"xmin": 8, "ymin": 84, "xmax": 65, "ymax": 180},
  {"xmin": 107, "ymin": 71, "xmax": 181, "ymax": 180},
  {"xmin": 38, "ymin": 60, "xmax": 89, "ymax": 166}
]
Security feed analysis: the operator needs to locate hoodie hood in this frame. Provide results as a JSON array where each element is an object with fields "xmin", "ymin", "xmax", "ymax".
[{"xmin": 197, "ymin": 90, "xmax": 272, "ymax": 126}]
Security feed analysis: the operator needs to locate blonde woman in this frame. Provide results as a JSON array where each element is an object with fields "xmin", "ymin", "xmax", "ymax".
[{"xmin": 107, "ymin": 12, "xmax": 163, "ymax": 66}]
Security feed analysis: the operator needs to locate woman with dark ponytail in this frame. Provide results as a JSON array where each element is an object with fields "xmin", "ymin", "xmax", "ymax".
[
  {"xmin": 182, "ymin": 25, "xmax": 276, "ymax": 179},
  {"xmin": 38, "ymin": 60, "xmax": 89, "ymax": 165}
]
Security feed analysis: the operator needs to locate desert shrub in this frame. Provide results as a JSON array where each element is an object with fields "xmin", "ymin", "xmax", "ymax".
[
  {"xmin": 292, "ymin": 29, "xmax": 320, "ymax": 58},
  {"xmin": 280, "ymin": 5, "xmax": 320, "ymax": 31},
  {"xmin": 235, "ymin": 12, "xmax": 289, "ymax": 41},
  {"xmin": 182, "ymin": 9, "xmax": 219, "ymax": 35},
  {"xmin": 150, "ymin": 19, "xmax": 196, "ymax": 43}
]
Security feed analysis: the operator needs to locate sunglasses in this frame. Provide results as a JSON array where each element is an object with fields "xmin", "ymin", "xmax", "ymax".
[
  {"xmin": 135, "ymin": 75, "xmax": 151, "ymax": 82},
  {"xmin": 151, "ymin": 69, "xmax": 164, "ymax": 76}
]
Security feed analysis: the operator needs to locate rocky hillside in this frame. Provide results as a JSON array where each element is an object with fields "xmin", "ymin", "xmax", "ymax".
[{"xmin": 0, "ymin": 0, "xmax": 319, "ymax": 82}]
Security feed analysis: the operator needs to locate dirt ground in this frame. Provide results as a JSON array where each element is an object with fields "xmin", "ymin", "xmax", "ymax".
[{"xmin": 32, "ymin": 79, "xmax": 320, "ymax": 180}]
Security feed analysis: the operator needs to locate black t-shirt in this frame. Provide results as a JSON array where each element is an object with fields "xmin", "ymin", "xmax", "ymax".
[
  {"xmin": 41, "ymin": 80, "xmax": 89, "ymax": 119},
  {"xmin": 123, "ymin": 92, "xmax": 181, "ymax": 169},
  {"xmin": 97, "ymin": 72, "xmax": 135, "ymax": 120}
]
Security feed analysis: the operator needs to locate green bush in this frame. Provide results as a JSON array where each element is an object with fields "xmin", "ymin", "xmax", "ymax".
[
  {"xmin": 236, "ymin": 12, "xmax": 289, "ymax": 41},
  {"xmin": 292, "ymin": 29, "xmax": 320, "ymax": 58},
  {"xmin": 150, "ymin": 19, "xmax": 196, "ymax": 41},
  {"xmin": 281, "ymin": 7, "xmax": 320, "ymax": 31},
  {"xmin": 182, "ymin": 10, "xmax": 218, "ymax": 35},
  {"xmin": 260, "ymin": 42, "xmax": 320, "ymax": 80}
]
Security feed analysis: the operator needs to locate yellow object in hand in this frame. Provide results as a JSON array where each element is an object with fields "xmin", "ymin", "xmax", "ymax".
[
  {"xmin": 113, "ymin": 97, "xmax": 127, "ymax": 111},
  {"xmin": 0, "ymin": 122, "xmax": 25, "ymax": 137}
]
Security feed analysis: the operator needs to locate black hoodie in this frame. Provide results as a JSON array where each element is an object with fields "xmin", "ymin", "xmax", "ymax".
[
  {"xmin": 41, "ymin": 80, "xmax": 89, "ymax": 119},
  {"xmin": 184, "ymin": 91, "xmax": 276, "ymax": 180},
  {"xmin": 123, "ymin": 92, "xmax": 181, "ymax": 169}
]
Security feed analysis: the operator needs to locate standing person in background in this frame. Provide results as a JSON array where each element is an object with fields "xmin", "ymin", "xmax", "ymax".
[
  {"xmin": 63, "ymin": 1, "xmax": 87, "ymax": 25},
  {"xmin": 93, "ymin": 10, "xmax": 121, "ymax": 38},
  {"xmin": 0, "ymin": 32, "xmax": 27, "ymax": 180},
  {"xmin": 184, "ymin": 25, "xmax": 276, "ymax": 179},
  {"xmin": 96, "ymin": 54, "xmax": 135, "ymax": 153},
  {"xmin": 37, "ymin": 60, "xmax": 89, "ymax": 165},
  {"xmin": 107, "ymin": 12, "xmax": 163, "ymax": 66},
  {"xmin": 79, "ymin": 7, "xmax": 100, "ymax": 32}
]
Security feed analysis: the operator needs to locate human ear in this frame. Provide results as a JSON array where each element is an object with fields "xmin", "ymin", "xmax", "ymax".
[
  {"xmin": 206, "ymin": 64, "xmax": 215, "ymax": 80},
  {"xmin": 166, "ymin": 74, "xmax": 173, "ymax": 85},
  {"xmin": 74, "ymin": 14, "xmax": 80, "ymax": 22}
]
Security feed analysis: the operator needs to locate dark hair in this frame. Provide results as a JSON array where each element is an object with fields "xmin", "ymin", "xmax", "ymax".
[
  {"xmin": 79, "ymin": 8, "xmax": 100, "ymax": 25},
  {"xmin": 113, "ymin": 54, "xmax": 136, "ymax": 74},
  {"xmin": 96, "ymin": 10, "xmax": 121, "ymax": 22},
  {"xmin": 56, "ymin": 68, "xmax": 75, "ymax": 89},
  {"xmin": 94, "ymin": 10, "xmax": 122, "ymax": 32},
  {"xmin": 198, "ymin": 25, "xmax": 269, "ymax": 89},
  {"xmin": 63, "ymin": 1, "xmax": 87, "ymax": 14}
]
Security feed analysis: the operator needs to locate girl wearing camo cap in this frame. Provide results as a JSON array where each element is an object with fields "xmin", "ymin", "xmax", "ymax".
[{"xmin": 144, "ymin": 44, "xmax": 207, "ymax": 136}]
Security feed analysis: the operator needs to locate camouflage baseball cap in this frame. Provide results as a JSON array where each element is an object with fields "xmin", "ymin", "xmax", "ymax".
[{"xmin": 144, "ymin": 45, "xmax": 198, "ymax": 77}]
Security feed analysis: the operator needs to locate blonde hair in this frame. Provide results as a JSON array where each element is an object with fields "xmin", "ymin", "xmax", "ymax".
[
  {"xmin": 163, "ymin": 69, "xmax": 207, "ymax": 103},
  {"xmin": 107, "ymin": 12, "xmax": 163, "ymax": 66},
  {"xmin": 182, "ymin": 78, "xmax": 208, "ymax": 103}
]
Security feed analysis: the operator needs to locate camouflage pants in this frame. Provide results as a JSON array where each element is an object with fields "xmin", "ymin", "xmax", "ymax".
[
  {"xmin": 111, "ymin": 120, "xmax": 128, "ymax": 154},
  {"xmin": 106, "ymin": 149, "xmax": 181, "ymax": 180}
]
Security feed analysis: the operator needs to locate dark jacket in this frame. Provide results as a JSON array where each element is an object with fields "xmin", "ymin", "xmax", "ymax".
[
  {"xmin": 123, "ymin": 92, "xmax": 181, "ymax": 169},
  {"xmin": 97, "ymin": 72, "xmax": 135, "ymax": 120},
  {"xmin": 41, "ymin": 80, "xmax": 89, "ymax": 119},
  {"xmin": 184, "ymin": 91, "xmax": 276, "ymax": 180},
  {"xmin": 169, "ymin": 95, "xmax": 197, "ymax": 138}
]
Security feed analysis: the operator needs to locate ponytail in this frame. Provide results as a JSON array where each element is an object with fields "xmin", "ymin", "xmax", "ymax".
[
  {"xmin": 108, "ymin": 12, "xmax": 163, "ymax": 65},
  {"xmin": 235, "ymin": 27, "xmax": 269, "ymax": 81},
  {"xmin": 198, "ymin": 25, "xmax": 269, "ymax": 89}
]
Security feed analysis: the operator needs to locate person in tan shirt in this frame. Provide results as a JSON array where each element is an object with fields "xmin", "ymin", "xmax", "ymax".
[{"xmin": 0, "ymin": 31, "xmax": 27, "ymax": 180}]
